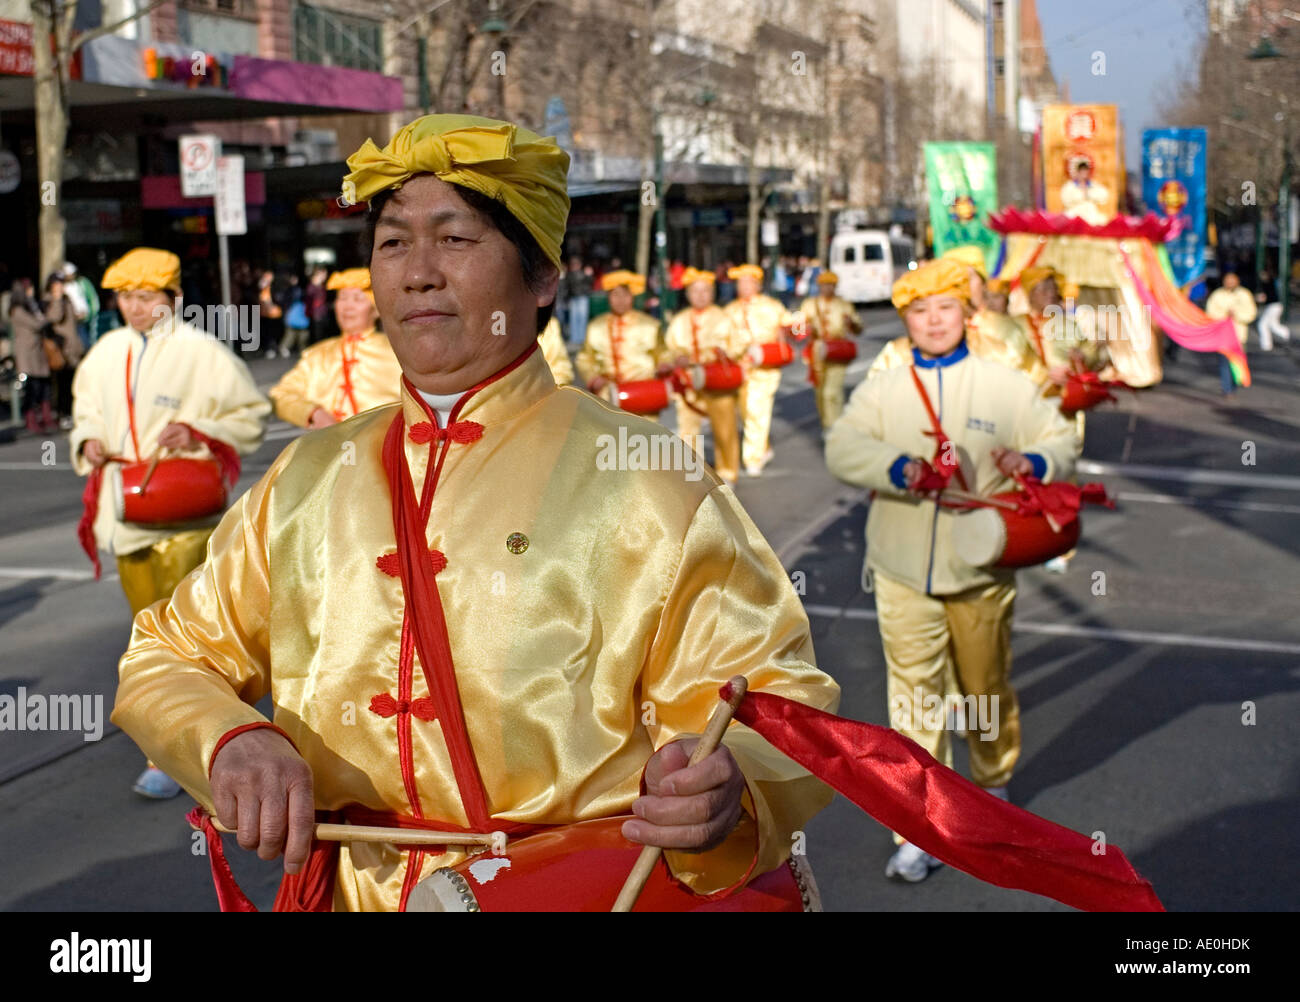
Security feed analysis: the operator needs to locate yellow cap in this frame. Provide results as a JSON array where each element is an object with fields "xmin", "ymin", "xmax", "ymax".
[
  {"xmin": 941, "ymin": 245, "xmax": 988, "ymax": 279},
  {"xmin": 341, "ymin": 113, "xmax": 571, "ymax": 270},
  {"xmin": 599, "ymin": 270, "xmax": 646, "ymax": 295},
  {"xmin": 681, "ymin": 267, "xmax": 716, "ymax": 286},
  {"xmin": 816, "ymin": 271, "xmax": 839, "ymax": 285},
  {"xmin": 727, "ymin": 263, "xmax": 764, "ymax": 281},
  {"xmin": 327, "ymin": 268, "xmax": 374, "ymax": 302},
  {"xmin": 891, "ymin": 259, "xmax": 971, "ymax": 312},
  {"xmin": 101, "ymin": 248, "xmax": 182, "ymax": 293}
]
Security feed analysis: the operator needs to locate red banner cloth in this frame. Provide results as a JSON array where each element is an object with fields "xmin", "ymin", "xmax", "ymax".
[{"xmin": 724, "ymin": 686, "xmax": 1164, "ymax": 912}]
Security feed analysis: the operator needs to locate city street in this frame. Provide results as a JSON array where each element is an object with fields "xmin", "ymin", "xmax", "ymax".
[{"xmin": 1, "ymin": 306, "xmax": 1297, "ymax": 912}]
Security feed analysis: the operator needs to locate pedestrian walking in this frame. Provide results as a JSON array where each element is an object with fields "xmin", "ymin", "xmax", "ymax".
[
  {"xmin": 1205, "ymin": 273, "xmax": 1256, "ymax": 396},
  {"xmin": 1256, "ymin": 271, "xmax": 1291, "ymax": 351},
  {"xmin": 10, "ymin": 278, "xmax": 55, "ymax": 433},
  {"xmin": 43, "ymin": 273, "xmax": 84, "ymax": 427}
]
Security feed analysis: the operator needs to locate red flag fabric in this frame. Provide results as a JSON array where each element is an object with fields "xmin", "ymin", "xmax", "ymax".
[{"xmin": 723, "ymin": 686, "xmax": 1163, "ymax": 912}]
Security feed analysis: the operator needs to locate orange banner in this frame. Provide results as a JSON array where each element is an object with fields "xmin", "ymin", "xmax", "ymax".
[{"xmin": 1043, "ymin": 105, "xmax": 1120, "ymax": 219}]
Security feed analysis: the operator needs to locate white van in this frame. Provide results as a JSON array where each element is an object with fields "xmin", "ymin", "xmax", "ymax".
[{"xmin": 828, "ymin": 229, "xmax": 917, "ymax": 305}]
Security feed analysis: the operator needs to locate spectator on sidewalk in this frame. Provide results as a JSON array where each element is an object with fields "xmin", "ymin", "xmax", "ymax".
[{"xmin": 1256, "ymin": 271, "xmax": 1291, "ymax": 351}]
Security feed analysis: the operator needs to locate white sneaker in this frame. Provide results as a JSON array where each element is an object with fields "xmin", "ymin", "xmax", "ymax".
[
  {"xmin": 984, "ymin": 785, "xmax": 1010, "ymax": 802},
  {"xmin": 264, "ymin": 349, "xmax": 276, "ymax": 359},
  {"xmin": 279, "ymin": 346, "xmax": 291, "ymax": 358},
  {"xmin": 884, "ymin": 841, "xmax": 942, "ymax": 882},
  {"xmin": 132, "ymin": 766, "xmax": 182, "ymax": 800},
  {"xmin": 1043, "ymin": 555, "xmax": 1070, "ymax": 575},
  {"xmin": 744, "ymin": 462, "xmax": 764, "ymax": 477}
]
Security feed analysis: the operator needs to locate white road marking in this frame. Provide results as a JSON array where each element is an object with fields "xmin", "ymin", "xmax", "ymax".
[
  {"xmin": 802, "ymin": 603, "xmax": 1300, "ymax": 655},
  {"xmin": 1116, "ymin": 491, "xmax": 1300, "ymax": 516},
  {"xmin": 1078, "ymin": 459, "xmax": 1300, "ymax": 491},
  {"xmin": 0, "ymin": 462, "xmax": 72, "ymax": 470},
  {"xmin": 0, "ymin": 568, "xmax": 116, "ymax": 582}
]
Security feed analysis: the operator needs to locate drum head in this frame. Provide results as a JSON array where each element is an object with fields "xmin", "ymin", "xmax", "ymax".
[
  {"xmin": 953, "ymin": 507, "xmax": 1006, "ymax": 567},
  {"xmin": 109, "ymin": 464, "xmax": 126, "ymax": 522},
  {"xmin": 408, "ymin": 867, "xmax": 481, "ymax": 913}
]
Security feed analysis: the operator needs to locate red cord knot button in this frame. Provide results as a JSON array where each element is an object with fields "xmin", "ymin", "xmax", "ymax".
[
  {"xmin": 369, "ymin": 693, "xmax": 437, "ymax": 721},
  {"xmin": 376, "ymin": 549, "xmax": 447, "ymax": 576},
  {"xmin": 408, "ymin": 421, "xmax": 484, "ymax": 445}
]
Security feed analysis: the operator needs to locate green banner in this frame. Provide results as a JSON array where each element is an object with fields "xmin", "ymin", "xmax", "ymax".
[{"xmin": 924, "ymin": 142, "xmax": 999, "ymax": 268}]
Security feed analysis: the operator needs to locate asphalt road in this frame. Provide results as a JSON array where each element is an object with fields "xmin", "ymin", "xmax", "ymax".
[{"xmin": 1, "ymin": 306, "xmax": 1297, "ymax": 911}]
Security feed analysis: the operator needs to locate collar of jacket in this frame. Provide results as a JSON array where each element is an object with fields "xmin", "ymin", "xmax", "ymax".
[
  {"xmin": 397, "ymin": 339, "xmax": 554, "ymax": 433},
  {"xmin": 911, "ymin": 340, "xmax": 969, "ymax": 369}
]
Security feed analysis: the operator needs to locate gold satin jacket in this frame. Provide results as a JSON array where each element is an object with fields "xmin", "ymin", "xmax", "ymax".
[
  {"xmin": 798, "ymin": 296, "xmax": 861, "ymax": 342},
  {"xmin": 269, "ymin": 328, "xmax": 404, "ymax": 427},
  {"xmin": 576, "ymin": 309, "xmax": 665, "ymax": 386},
  {"xmin": 664, "ymin": 306, "xmax": 748, "ymax": 365},
  {"xmin": 113, "ymin": 348, "xmax": 839, "ymax": 910},
  {"xmin": 726, "ymin": 294, "xmax": 792, "ymax": 347}
]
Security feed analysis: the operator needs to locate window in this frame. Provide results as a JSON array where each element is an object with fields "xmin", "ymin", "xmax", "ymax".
[
  {"xmin": 844, "ymin": 246, "xmax": 856, "ymax": 263},
  {"xmin": 862, "ymin": 244, "xmax": 885, "ymax": 261},
  {"xmin": 295, "ymin": 4, "xmax": 383, "ymax": 73}
]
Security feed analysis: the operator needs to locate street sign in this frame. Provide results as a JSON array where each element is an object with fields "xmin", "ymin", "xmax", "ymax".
[
  {"xmin": 179, "ymin": 134, "xmax": 220, "ymax": 198},
  {"xmin": 214, "ymin": 155, "xmax": 246, "ymax": 235}
]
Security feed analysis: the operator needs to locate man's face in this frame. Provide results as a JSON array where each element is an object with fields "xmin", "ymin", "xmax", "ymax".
[
  {"xmin": 1029, "ymin": 277, "xmax": 1060, "ymax": 313},
  {"xmin": 119, "ymin": 289, "xmax": 173, "ymax": 333},
  {"xmin": 1223, "ymin": 273, "xmax": 1240, "ymax": 291},
  {"xmin": 685, "ymin": 279, "xmax": 715, "ymax": 309},
  {"xmin": 904, "ymin": 295, "xmax": 967, "ymax": 358},
  {"xmin": 334, "ymin": 287, "xmax": 378, "ymax": 334},
  {"xmin": 736, "ymin": 275, "xmax": 761, "ymax": 299},
  {"xmin": 368, "ymin": 174, "xmax": 557, "ymax": 394},
  {"xmin": 818, "ymin": 282, "xmax": 836, "ymax": 299},
  {"xmin": 608, "ymin": 285, "xmax": 634, "ymax": 314}
]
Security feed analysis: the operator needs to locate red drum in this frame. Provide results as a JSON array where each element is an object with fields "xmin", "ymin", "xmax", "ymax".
[
  {"xmin": 406, "ymin": 816, "xmax": 820, "ymax": 912},
  {"xmin": 1059, "ymin": 374, "xmax": 1118, "ymax": 415},
  {"xmin": 953, "ymin": 491, "xmax": 1081, "ymax": 569},
  {"xmin": 747, "ymin": 340, "xmax": 795, "ymax": 368},
  {"xmin": 817, "ymin": 339, "xmax": 858, "ymax": 364},
  {"xmin": 112, "ymin": 457, "xmax": 228, "ymax": 525},
  {"xmin": 606, "ymin": 378, "xmax": 672, "ymax": 415},
  {"xmin": 690, "ymin": 360, "xmax": 745, "ymax": 392}
]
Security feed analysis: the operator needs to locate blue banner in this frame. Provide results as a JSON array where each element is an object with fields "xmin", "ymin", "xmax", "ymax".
[{"xmin": 1142, "ymin": 128, "xmax": 1207, "ymax": 292}]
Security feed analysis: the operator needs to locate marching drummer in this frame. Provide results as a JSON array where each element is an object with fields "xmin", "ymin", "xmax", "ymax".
[
  {"xmin": 724, "ymin": 264, "xmax": 793, "ymax": 477},
  {"xmin": 663, "ymin": 267, "xmax": 749, "ymax": 485},
  {"xmin": 1013, "ymin": 266, "xmax": 1105, "ymax": 388},
  {"xmin": 825, "ymin": 259, "xmax": 1078, "ymax": 882},
  {"xmin": 69, "ymin": 247, "xmax": 269, "ymax": 799},
  {"xmin": 112, "ymin": 114, "xmax": 839, "ymax": 911},
  {"xmin": 797, "ymin": 270, "xmax": 862, "ymax": 432},
  {"xmin": 269, "ymin": 268, "xmax": 404, "ymax": 428},
  {"xmin": 576, "ymin": 270, "xmax": 664, "ymax": 409},
  {"xmin": 867, "ymin": 246, "xmax": 1044, "ymax": 383}
]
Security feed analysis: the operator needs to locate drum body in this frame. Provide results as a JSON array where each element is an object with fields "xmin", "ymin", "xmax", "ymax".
[
  {"xmin": 407, "ymin": 816, "xmax": 820, "ymax": 912},
  {"xmin": 1059, "ymin": 376, "xmax": 1115, "ymax": 414},
  {"xmin": 749, "ymin": 340, "xmax": 795, "ymax": 368},
  {"xmin": 695, "ymin": 360, "xmax": 745, "ymax": 392},
  {"xmin": 113, "ymin": 458, "xmax": 228, "ymax": 525},
  {"xmin": 607, "ymin": 378, "xmax": 671, "ymax": 414},
  {"xmin": 953, "ymin": 492, "xmax": 1081, "ymax": 569},
  {"xmin": 818, "ymin": 339, "xmax": 858, "ymax": 364}
]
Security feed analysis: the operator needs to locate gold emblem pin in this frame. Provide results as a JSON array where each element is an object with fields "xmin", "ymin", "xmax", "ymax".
[{"xmin": 506, "ymin": 532, "xmax": 529, "ymax": 554}]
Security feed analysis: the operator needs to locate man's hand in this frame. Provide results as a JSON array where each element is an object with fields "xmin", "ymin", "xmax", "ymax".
[
  {"xmin": 81, "ymin": 439, "xmax": 108, "ymax": 468},
  {"xmin": 210, "ymin": 728, "xmax": 315, "ymax": 874},
  {"xmin": 990, "ymin": 446, "xmax": 1034, "ymax": 478},
  {"xmin": 1047, "ymin": 365, "xmax": 1072, "ymax": 386},
  {"xmin": 307, "ymin": 407, "xmax": 338, "ymax": 429},
  {"xmin": 157, "ymin": 422, "xmax": 196, "ymax": 451},
  {"xmin": 673, "ymin": 354, "xmax": 693, "ymax": 370},
  {"xmin": 588, "ymin": 375, "xmax": 609, "ymax": 394},
  {"xmin": 623, "ymin": 738, "xmax": 745, "ymax": 852}
]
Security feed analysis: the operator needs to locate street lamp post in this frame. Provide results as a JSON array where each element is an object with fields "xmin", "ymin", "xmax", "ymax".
[{"xmin": 1247, "ymin": 39, "xmax": 1294, "ymax": 322}]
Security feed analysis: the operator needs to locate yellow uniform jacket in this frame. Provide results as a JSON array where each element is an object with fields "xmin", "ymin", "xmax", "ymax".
[
  {"xmin": 69, "ymin": 318, "xmax": 269, "ymax": 557},
  {"xmin": 269, "ymin": 328, "xmax": 403, "ymax": 427},
  {"xmin": 576, "ymin": 309, "xmax": 664, "ymax": 386},
  {"xmin": 826, "ymin": 342, "xmax": 1080, "ymax": 595},
  {"xmin": 726, "ymin": 294, "xmax": 792, "ymax": 350},
  {"xmin": 538, "ymin": 317, "xmax": 573, "ymax": 385},
  {"xmin": 1012, "ymin": 311, "xmax": 1106, "ymax": 373},
  {"xmin": 1205, "ymin": 287, "xmax": 1258, "ymax": 347},
  {"xmin": 113, "ymin": 347, "xmax": 839, "ymax": 910},
  {"xmin": 798, "ymin": 295, "xmax": 860, "ymax": 342},
  {"xmin": 664, "ymin": 305, "xmax": 748, "ymax": 364}
]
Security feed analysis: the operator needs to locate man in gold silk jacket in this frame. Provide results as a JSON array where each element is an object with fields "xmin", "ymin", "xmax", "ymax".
[
  {"xmin": 576, "ymin": 270, "xmax": 665, "ymax": 413},
  {"xmin": 113, "ymin": 113, "xmax": 839, "ymax": 912}
]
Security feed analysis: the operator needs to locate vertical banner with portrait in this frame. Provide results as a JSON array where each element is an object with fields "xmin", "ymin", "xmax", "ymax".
[
  {"xmin": 924, "ymin": 142, "xmax": 999, "ymax": 266},
  {"xmin": 1142, "ymin": 127, "xmax": 1208, "ymax": 292},
  {"xmin": 1043, "ymin": 105, "xmax": 1120, "ymax": 222}
]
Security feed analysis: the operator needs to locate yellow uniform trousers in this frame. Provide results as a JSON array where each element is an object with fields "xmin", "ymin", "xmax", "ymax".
[
  {"xmin": 675, "ymin": 390, "xmax": 740, "ymax": 482},
  {"xmin": 811, "ymin": 359, "xmax": 849, "ymax": 429},
  {"xmin": 115, "ymin": 528, "xmax": 216, "ymax": 617},
  {"xmin": 739, "ymin": 365, "xmax": 783, "ymax": 470},
  {"xmin": 873, "ymin": 568, "xmax": 1021, "ymax": 821}
]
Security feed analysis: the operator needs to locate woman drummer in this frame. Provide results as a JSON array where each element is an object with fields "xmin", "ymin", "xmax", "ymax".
[
  {"xmin": 824, "ymin": 258, "xmax": 1079, "ymax": 883},
  {"xmin": 69, "ymin": 247, "xmax": 269, "ymax": 799}
]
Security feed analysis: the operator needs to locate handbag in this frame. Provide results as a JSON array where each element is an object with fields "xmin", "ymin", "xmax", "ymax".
[{"xmin": 41, "ymin": 324, "xmax": 67, "ymax": 371}]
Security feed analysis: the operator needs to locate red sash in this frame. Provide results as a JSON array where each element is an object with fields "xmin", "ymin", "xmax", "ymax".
[{"xmin": 907, "ymin": 364, "xmax": 969, "ymax": 492}]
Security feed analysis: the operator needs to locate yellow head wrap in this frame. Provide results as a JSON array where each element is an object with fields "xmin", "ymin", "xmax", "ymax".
[
  {"xmin": 941, "ymin": 245, "xmax": 988, "ymax": 279},
  {"xmin": 101, "ymin": 248, "xmax": 182, "ymax": 293},
  {"xmin": 1019, "ymin": 266, "xmax": 1078, "ymax": 299},
  {"xmin": 891, "ymin": 259, "xmax": 971, "ymax": 313},
  {"xmin": 327, "ymin": 267, "xmax": 374, "ymax": 302},
  {"xmin": 340, "ymin": 114, "xmax": 570, "ymax": 271},
  {"xmin": 816, "ymin": 271, "xmax": 839, "ymax": 286},
  {"xmin": 727, "ymin": 263, "xmax": 764, "ymax": 281},
  {"xmin": 600, "ymin": 270, "xmax": 646, "ymax": 295},
  {"xmin": 681, "ymin": 267, "xmax": 716, "ymax": 287}
]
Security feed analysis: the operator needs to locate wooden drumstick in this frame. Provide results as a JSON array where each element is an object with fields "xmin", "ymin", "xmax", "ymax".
[
  {"xmin": 136, "ymin": 448, "xmax": 165, "ymax": 494},
  {"xmin": 611, "ymin": 675, "xmax": 749, "ymax": 913},
  {"xmin": 202, "ymin": 818, "xmax": 505, "ymax": 848},
  {"xmin": 940, "ymin": 489, "xmax": 1020, "ymax": 512}
]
